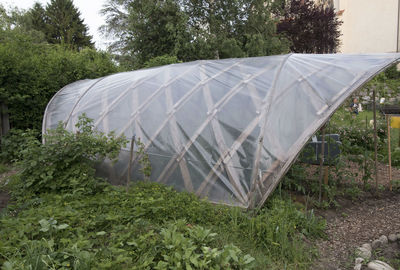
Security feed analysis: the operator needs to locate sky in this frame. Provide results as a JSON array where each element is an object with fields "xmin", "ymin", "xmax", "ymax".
[{"xmin": 0, "ymin": 0, "xmax": 109, "ymax": 49}]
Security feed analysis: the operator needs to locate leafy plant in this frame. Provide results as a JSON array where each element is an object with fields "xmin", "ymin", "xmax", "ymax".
[
  {"xmin": 0, "ymin": 26, "xmax": 118, "ymax": 130},
  {"xmin": 15, "ymin": 114, "xmax": 127, "ymax": 195},
  {"xmin": 153, "ymin": 221, "xmax": 255, "ymax": 269},
  {"xmin": 135, "ymin": 137, "xmax": 151, "ymax": 180},
  {"xmin": 0, "ymin": 129, "xmax": 39, "ymax": 163},
  {"xmin": 0, "ymin": 179, "xmax": 325, "ymax": 269}
]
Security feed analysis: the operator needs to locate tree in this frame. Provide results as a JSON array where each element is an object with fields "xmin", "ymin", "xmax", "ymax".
[
  {"xmin": 240, "ymin": 0, "xmax": 290, "ymax": 57},
  {"xmin": 26, "ymin": 2, "xmax": 47, "ymax": 34},
  {"xmin": 45, "ymin": 0, "xmax": 93, "ymax": 50},
  {"xmin": 277, "ymin": 0, "xmax": 342, "ymax": 53},
  {"xmin": 101, "ymin": 0, "xmax": 192, "ymax": 69},
  {"xmin": 0, "ymin": 30, "xmax": 117, "ymax": 130},
  {"xmin": 101, "ymin": 0, "xmax": 290, "ymax": 68}
]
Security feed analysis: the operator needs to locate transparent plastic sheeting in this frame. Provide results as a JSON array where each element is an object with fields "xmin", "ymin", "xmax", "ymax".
[{"xmin": 43, "ymin": 53, "xmax": 400, "ymax": 208}]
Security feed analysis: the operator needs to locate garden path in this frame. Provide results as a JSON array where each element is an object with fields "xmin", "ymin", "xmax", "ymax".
[{"xmin": 313, "ymin": 191, "xmax": 400, "ymax": 269}]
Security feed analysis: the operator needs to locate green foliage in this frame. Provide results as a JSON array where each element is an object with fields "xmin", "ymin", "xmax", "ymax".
[
  {"xmin": 390, "ymin": 148, "xmax": 400, "ymax": 167},
  {"xmin": 101, "ymin": 0, "xmax": 290, "ymax": 69},
  {"xmin": 0, "ymin": 163, "xmax": 9, "ymax": 174},
  {"xmin": 150, "ymin": 221, "xmax": 255, "ymax": 269},
  {"xmin": 25, "ymin": 3, "xmax": 47, "ymax": 34},
  {"xmin": 15, "ymin": 115, "xmax": 127, "ymax": 195},
  {"xmin": 0, "ymin": 129, "xmax": 39, "ymax": 163},
  {"xmin": 44, "ymin": 0, "xmax": 93, "ymax": 49},
  {"xmin": 0, "ymin": 179, "xmax": 325, "ymax": 269},
  {"xmin": 102, "ymin": 0, "xmax": 192, "ymax": 69},
  {"xmin": 384, "ymin": 64, "xmax": 400, "ymax": 80},
  {"xmin": 0, "ymin": 29, "xmax": 118, "ymax": 130},
  {"xmin": 329, "ymin": 106, "xmax": 386, "ymax": 155},
  {"xmin": 362, "ymin": 71, "xmax": 400, "ymax": 103},
  {"xmin": 144, "ymin": 55, "xmax": 181, "ymax": 68},
  {"xmin": 135, "ymin": 138, "xmax": 152, "ymax": 180},
  {"xmin": 20, "ymin": 0, "xmax": 93, "ymax": 50},
  {"xmin": 335, "ymin": 123, "xmax": 385, "ymax": 154},
  {"xmin": 0, "ymin": 192, "xmax": 254, "ymax": 269},
  {"xmin": 277, "ymin": 0, "xmax": 342, "ymax": 54}
]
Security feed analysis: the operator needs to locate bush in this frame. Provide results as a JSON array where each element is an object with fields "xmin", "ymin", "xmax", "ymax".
[
  {"xmin": 390, "ymin": 148, "xmax": 400, "ymax": 167},
  {"xmin": 0, "ymin": 129, "xmax": 39, "ymax": 163},
  {"xmin": 335, "ymin": 122, "xmax": 386, "ymax": 155},
  {"xmin": 15, "ymin": 115, "xmax": 127, "ymax": 195},
  {"xmin": 0, "ymin": 30, "xmax": 119, "ymax": 130},
  {"xmin": 384, "ymin": 64, "xmax": 400, "ymax": 80}
]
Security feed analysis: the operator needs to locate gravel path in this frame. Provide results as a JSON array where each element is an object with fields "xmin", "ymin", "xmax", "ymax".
[{"xmin": 313, "ymin": 191, "xmax": 400, "ymax": 269}]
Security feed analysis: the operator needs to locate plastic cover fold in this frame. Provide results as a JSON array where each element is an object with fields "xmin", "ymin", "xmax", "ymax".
[{"xmin": 43, "ymin": 53, "xmax": 400, "ymax": 208}]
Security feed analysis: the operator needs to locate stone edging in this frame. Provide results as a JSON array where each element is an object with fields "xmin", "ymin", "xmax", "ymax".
[{"xmin": 353, "ymin": 233, "xmax": 399, "ymax": 270}]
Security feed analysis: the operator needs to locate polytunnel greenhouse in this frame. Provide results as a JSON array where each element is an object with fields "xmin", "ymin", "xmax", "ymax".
[{"xmin": 43, "ymin": 53, "xmax": 400, "ymax": 208}]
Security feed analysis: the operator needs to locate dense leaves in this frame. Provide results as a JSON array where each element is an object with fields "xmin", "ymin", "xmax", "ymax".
[
  {"xmin": 0, "ymin": 129, "xmax": 39, "ymax": 163},
  {"xmin": 0, "ymin": 182, "xmax": 325, "ymax": 269},
  {"xmin": 101, "ymin": 0, "xmax": 290, "ymax": 69},
  {"xmin": 277, "ymin": 0, "xmax": 342, "ymax": 53},
  {"xmin": 14, "ymin": 115, "xmax": 127, "ymax": 195},
  {"xmin": 25, "ymin": 0, "xmax": 93, "ymax": 50},
  {"xmin": 0, "ymin": 29, "xmax": 117, "ymax": 130}
]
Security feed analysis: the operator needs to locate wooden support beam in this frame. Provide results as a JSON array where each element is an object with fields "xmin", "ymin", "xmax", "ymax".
[
  {"xmin": 94, "ymin": 66, "xmax": 196, "ymax": 129},
  {"xmin": 164, "ymin": 80, "xmax": 194, "ymax": 192},
  {"xmin": 248, "ymin": 54, "xmax": 292, "ymax": 208},
  {"xmin": 387, "ymin": 115, "xmax": 392, "ymax": 191},
  {"xmin": 269, "ymin": 57, "xmax": 353, "ymax": 108},
  {"xmin": 118, "ymin": 61, "xmax": 244, "ymax": 139},
  {"xmin": 64, "ymin": 77, "xmax": 106, "ymax": 129},
  {"xmin": 138, "ymin": 61, "xmax": 274, "ymax": 200},
  {"xmin": 373, "ymin": 89, "xmax": 379, "ymax": 190},
  {"xmin": 194, "ymin": 115, "xmax": 263, "ymax": 204},
  {"xmin": 200, "ymin": 66, "xmax": 247, "ymax": 202},
  {"xmin": 126, "ymin": 135, "xmax": 135, "ymax": 192},
  {"xmin": 246, "ymin": 160, "xmax": 281, "ymax": 199},
  {"xmin": 318, "ymin": 125, "xmax": 326, "ymax": 203}
]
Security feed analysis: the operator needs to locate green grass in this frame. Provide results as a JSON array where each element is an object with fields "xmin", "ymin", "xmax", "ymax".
[{"xmin": 0, "ymin": 180, "xmax": 325, "ymax": 269}]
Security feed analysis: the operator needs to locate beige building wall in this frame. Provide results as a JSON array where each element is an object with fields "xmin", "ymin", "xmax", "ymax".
[{"xmin": 335, "ymin": 0, "xmax": 400, "ymax": 53}]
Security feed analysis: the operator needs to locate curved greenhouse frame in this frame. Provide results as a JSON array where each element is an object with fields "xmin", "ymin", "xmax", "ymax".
[{"xmin": 43, "ymin": 53, "xmax": 400, "ymax": 208}]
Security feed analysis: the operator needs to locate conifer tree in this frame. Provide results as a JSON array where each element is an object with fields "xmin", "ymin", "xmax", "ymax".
[{"xmin": 45, "ymin": 0, "xmax": 93, "ymax": 50}]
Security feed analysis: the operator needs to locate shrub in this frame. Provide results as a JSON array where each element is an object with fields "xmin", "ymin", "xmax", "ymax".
[
  {"xmin": 335, "ymin": 122, "xmax": 386, "ymax": 155},
  {"xmin": 0, "ymin": 129, "xmax": 39, "ymax": 163},
  {"xmin": 384, "ymin": 64, "xmax": 400, "ymax": 80},
  {"xmin": 0, "ymin": 30, "xmax": 118, "ymax": 130},
  {"xmin": 16, "ymin": 114, "xmax": 127, "ymax": 195}
]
